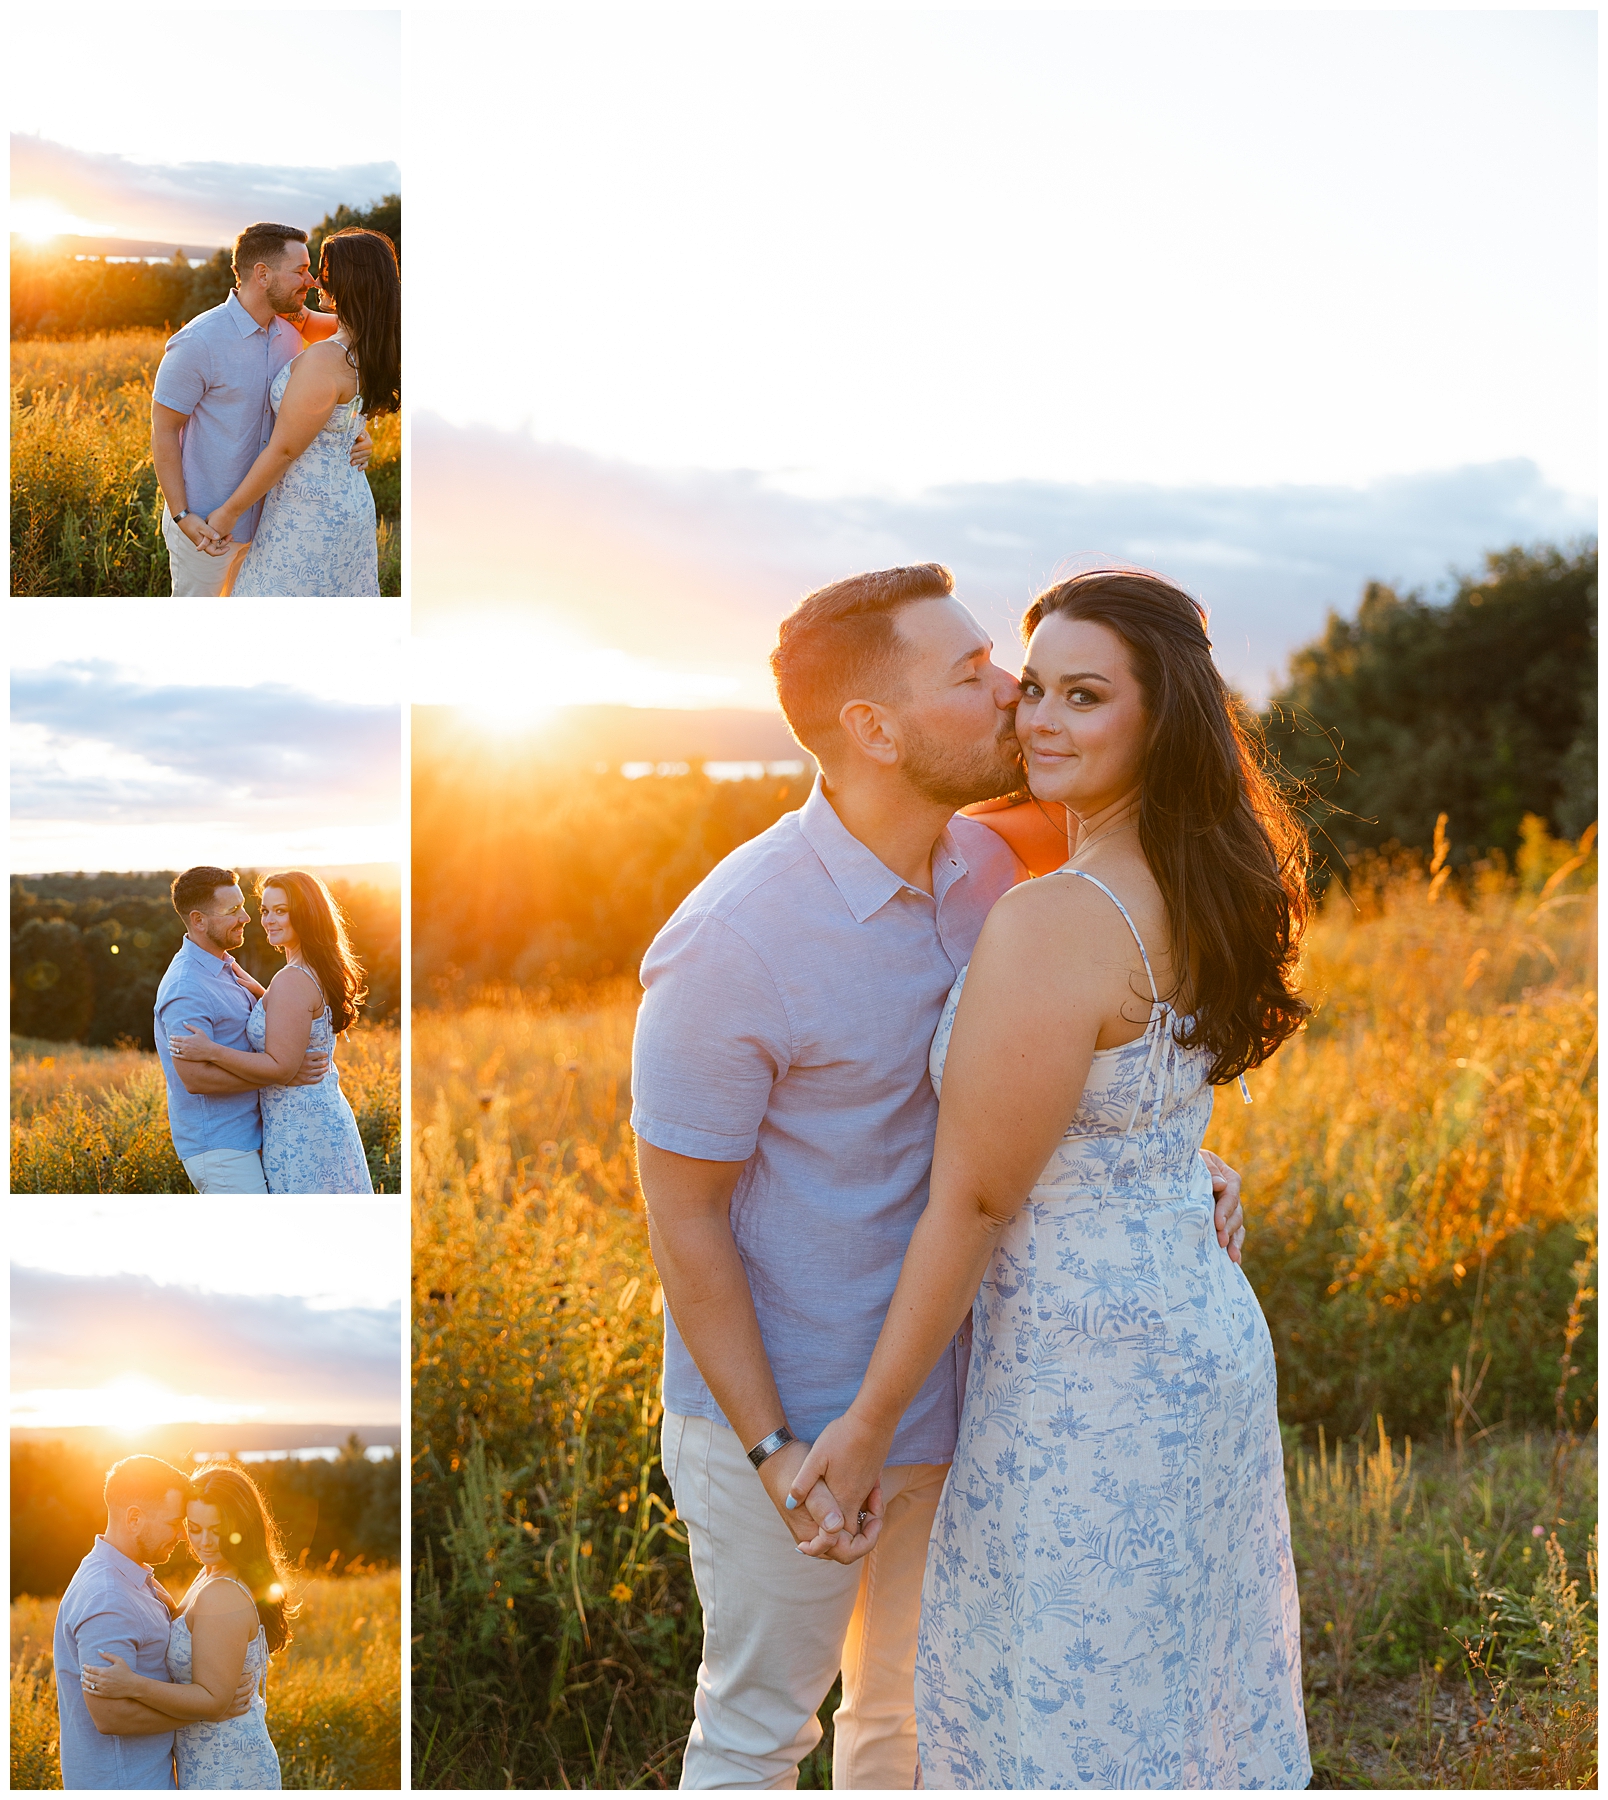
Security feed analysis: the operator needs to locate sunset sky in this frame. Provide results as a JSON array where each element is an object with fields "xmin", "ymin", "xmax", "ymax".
[
  {"xmin": 10, "ymin": 605, "xmax": 403, "ymax": 874},
  {"xmin": 11, "ymin": 1201, "xmax": 403, "ymax": 1431},
  {"xmin": 411, "ymin": 9, "xmax": 1595, "ymax": 716},
  {"xmin": 10, "ymin": 10, "xmax": 398, "ymax": 246}
]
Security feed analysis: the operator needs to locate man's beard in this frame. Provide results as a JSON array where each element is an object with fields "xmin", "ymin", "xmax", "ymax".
[
  {"xmin": 201, "ymin": 917, "xmax": 242, "ymax": 952},
  {"xmin": 266, "ymin": 276, "xmax": 307, "ymax": 316},
  {"xmin": 902, "ymin": 718, "xmax": 1024, "ymax": 810}
]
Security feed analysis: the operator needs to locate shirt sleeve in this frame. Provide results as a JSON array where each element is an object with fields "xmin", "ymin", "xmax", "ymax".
[
  {"xmin": 70, "ymin": 1597, "xmax": 146, "ymax": 1680},
  {"xmin": 155, "ymin": 973, "xmax": 217, "ymax": 1042},
  {"xmin": 631, "ymin": 911, "xmax": 793, "ymax": 1162},
  {"xmin": 152, "ymin": 332, "xmax": 207, "ymax": 416}
]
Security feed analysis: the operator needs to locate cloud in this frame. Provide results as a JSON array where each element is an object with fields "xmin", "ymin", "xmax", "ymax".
[
  {"xmin": 10, "ymin": 1268, "xmax": 400, "ymax": 1418},
  {"xmin": 11, "ymin": 133, "xmax": 399, "ymax": 247},
  {"xmin": 9, "ymin": 667, "xmax": 399, "ymax": 825},
  {"xmin": 415, "ymin": 415, "xmax": 1596, "ymax": 703}
]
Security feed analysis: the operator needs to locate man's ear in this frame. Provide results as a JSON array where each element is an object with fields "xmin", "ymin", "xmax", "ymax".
[{"xmin": 837, "ymin": 699, "xmax": 901, "ymax": 768}]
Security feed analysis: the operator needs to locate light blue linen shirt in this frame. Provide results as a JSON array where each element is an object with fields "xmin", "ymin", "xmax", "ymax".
[
  {"xmin": 153, "ymin": 935, "xmax": 262, "ymax": 1159},
  {"xmin": 54, "ymin": 1536, "xmax": 177, "ymax": 1790},
  {"xmin": 631, "ymin": 777, "xmax": 1021, "ymax": 1465},
  {"xmin": 151, "ymin": 290, "xmax": 302, "ymax": 542}
]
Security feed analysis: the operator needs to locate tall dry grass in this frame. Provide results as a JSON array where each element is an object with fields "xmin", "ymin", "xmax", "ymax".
[
  {"xmin": 10, "ymin": 1569, "xmax": 401, "ymax": 1790},
  {"xmin": 11, "ymin": 332, "xmax": 401, "ymax": 597},
  {"xmin": 9, "ymin": 1026, "xmax": 401, "ymax": 1194}
]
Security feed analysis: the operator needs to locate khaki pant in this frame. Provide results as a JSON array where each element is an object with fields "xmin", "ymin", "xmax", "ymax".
[
  {"xmin": 181, "ymin": 1148, "xmax": 268, "ymax": 1194},
  {"xmin": 663, "ymin": 1410, "xmax": 947, "ymax": 1790},
  {"xmin": 162, "ymin": 508, "xmax": 249, "ymax": 597}
]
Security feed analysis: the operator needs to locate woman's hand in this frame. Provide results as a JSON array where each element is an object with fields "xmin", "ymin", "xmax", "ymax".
[
  {"xmin": 788, "ymin": 1410, "xmax": 896, "ymax": 1561},
  {"xmin": 226, "ymin": 958, "xmax": 267, "ymax": 1001},
  {"xmin": 81, "ymin": 1651, "xmax": 141, "ymax": 1700},
  {"xmin": 204, "ymin": 504, "xmax": 241, "ymax": 547},
  {"xmin": 170, "ymin": 1023, "xmax": 221, "ymax": 1062}
]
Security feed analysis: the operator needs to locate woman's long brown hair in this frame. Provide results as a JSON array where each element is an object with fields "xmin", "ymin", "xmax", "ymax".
[
  {"xmin": 317, "ymin": 227, "xmax": 400, "ymax": 416},
  {"xmin": 1023, "ymin": 568, "xmax": 1310, "ymax": 1084},
  {"xmin": 190, "ymin": 1463, "xmax": 300, "ymax": 1654},
  {"xmin": 257, "ymin": 871, "xmax": 368, "ymax": 1033}
]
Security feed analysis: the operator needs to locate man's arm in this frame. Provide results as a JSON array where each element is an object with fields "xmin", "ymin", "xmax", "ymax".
[
  {"xmin": 83, "ymin": 1693, "xmax": 183, "ymax": 1737},
  {"xmin": 158, "ymin": 989, "xmax": 327, "ymax": 1091},
  {"xmin": 638, "ymin": 1141, "xmax": 864, "ymax": 1551},
  {"xmin": 150, "ymin": 401, "xmax": 225, "ymax": 552}
]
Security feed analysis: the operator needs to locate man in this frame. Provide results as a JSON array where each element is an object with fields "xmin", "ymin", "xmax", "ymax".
[
  {"xmin": 631, "ymin": 565, "xmax": 1247, "ymax": 1790},
  {"xmin": 55, "ymin": 1455, "xmax": 252, "ymax": 1790},
  {"xmin": 153, "ymin": 865, "xmax": 328, "ymax": 1194},
  {"xmin": 150, "ymin": 221, "xmax": 372, "ymax": 597}
]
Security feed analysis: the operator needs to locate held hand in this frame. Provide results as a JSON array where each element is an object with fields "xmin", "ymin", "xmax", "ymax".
[
  {"xmin": 169, "ymin": 1023, "xmax": 220, "ymax": 1062},
  {"xmin": 204, "ymin": 507, "xmax": 240, "ymax": 550},
  {"xmin": 291, "ymin": 1047, "xmax": 331, "ymax": 1087},
  {"xmin": 1201, "ymin": 1149, "xmax": 1245, "ymax": 1264},
  {"xmin": 349, "ymin": 426, "xmax": 373, "ymax": 470},
  {"xmin": 81, "ymin": 1651, "xmax": 140, "ymax": 1700},
  {"xmin": 176, "ymin": 512, "xmax": 224, "ymax": 552},
  {"xmin": 787, "ymin": 1411, "xmax": 894, "ymax": 1563},
  {"xmin": 752, "ymin": 1437, "xmax": 876, "ymax": 1563}
]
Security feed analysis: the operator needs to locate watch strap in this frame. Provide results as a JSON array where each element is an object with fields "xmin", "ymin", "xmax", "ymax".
[{"xmin": 746, "ymin": 1425, "xmax": 796, "ymax": 1470}]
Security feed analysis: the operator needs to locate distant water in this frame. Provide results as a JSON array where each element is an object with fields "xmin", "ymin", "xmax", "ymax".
[{"xmin": 192, "ymin": 1446, "xmax": 397, "ymax": 1464}]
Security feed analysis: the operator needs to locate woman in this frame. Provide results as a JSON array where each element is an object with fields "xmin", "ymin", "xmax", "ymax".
[
  {"xmin": 80, "ymin": 1464, "xmax": 294, "ymax": 1789},
  {"xmin": 210, "ymin": 227, "xmax": 400, "ymax": 596},
  {"xmin": 793, "ymin": 569, "xmax": 1313, "ymax": 1788},
  {"xmin": 171, "ymin": 871, "xmax": 374, "ymax": 1194}
]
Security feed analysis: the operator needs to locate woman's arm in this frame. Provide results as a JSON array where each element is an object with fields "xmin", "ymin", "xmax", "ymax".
[
  {"xmin": 227, "ymin": 959, "xmax": 268, "ymax": 1001},
  {"xmin": 82, "ymin": 1584, "xmax": 255, "ymax": 1722},
  {"xmin": 169, "ymin": 969, "xmax": 319, "ymax": 1083},
  {"xmin": 205, "ymin": 344, "xmax": 351, "ymax": 537},
  {"xmin": 790, "ymin": 877, "xmax": 1133, "ymax": 1543}
]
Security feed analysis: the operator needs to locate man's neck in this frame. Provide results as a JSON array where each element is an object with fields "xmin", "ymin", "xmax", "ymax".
[
  {"xmin": 819, "ymin": 773, "xmax": 955, "ymax": 894},
  {"xmin": 234, "ymin": 284, "xmax": 279, "ymax": 331},
  {"xmin": 186, "ymin": 928, "xmax": 229, "ymax": 963},
  {"xmin": 101, "ymin": 1526, "xmax": 147, "ymax": 1567}
]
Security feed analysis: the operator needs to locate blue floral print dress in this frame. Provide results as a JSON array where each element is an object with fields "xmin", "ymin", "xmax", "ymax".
[
  {"xmin": 248, "ymin": 968, "xmax": 373, "ymax": 1194},
  {"xmin": 916, "ymin": 870, "xmax": 1310, "ymax": 1790},
  {"xmin": 169, "ymin": 1575, "xmax": 281, "ymax": 1789},
  {"xmin": 233, "ymin": 355, "xmax": 379, "ymax": 596}
]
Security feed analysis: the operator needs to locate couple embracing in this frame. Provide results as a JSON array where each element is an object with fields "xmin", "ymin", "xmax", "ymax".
[
  {"xmin": 56, "ymin": 1455, "xmax": 294, "ymax": 1789},
  {"xmin": 633, "ymin": 564, "xmax": 1313, "ymax": 1789},
  {"xmin": 151, "ymin": 220, "xmax": 399, "ymax": 598},
  {"xmin": 154, "ymin": 866, "xmax": 374, "ymax": 1195}
]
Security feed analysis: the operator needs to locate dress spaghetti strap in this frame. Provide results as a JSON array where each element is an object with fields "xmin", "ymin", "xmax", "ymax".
[{"xmin": 1047, "ymin": 868, "xmax": 1161, "ymax": 1008}]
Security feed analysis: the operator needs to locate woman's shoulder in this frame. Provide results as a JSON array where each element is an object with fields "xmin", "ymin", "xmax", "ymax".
[
  {"xmin": 187, "ymin": 1577, "xmax": 257, "ymax": 1619},
  {"xmin": 268, "ymin": 964, "xmax": 323, "ymax": 1003}
]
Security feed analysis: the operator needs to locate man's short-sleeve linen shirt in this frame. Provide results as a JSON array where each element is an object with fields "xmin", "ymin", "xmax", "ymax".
[
  {"xmin": 153, "ymin": 936, "xmax": 262, "ymax": 1159},
  {"xmin": 54, "ymin": 1536, "xmax": 177, "ymax": 1790},
  {"xmin": 151, "ymin": 291, "xmax": 302, "ymax": 542},
  {"xmin": 631, "ymin": 778, "xmax": 1020, "ymax": 1465}
]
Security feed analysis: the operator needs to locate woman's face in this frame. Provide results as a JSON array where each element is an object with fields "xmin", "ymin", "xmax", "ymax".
[
  {"xmin": 1015, "ymin": 614, "xmax": 1148, "ymax": 813},
  {"xmin": 259, "ymin": 887, "xmax": 299, "ymax": 954},
  {"xmin": 184, "ymin": 1501, "xmax": 237, "ymax": 1570}
]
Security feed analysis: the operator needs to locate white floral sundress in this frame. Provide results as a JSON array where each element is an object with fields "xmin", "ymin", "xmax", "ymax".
[
  {"xmin": 169, "ymin": 1574, "xmax": 281, "ymax": 1789},
  {"xmin": 248, "ymin": 969, "xmax": 373, "ymax": 1194},
  {"xmin": 916, "ymin": 869, "xmax": 1311, "ymax": 1790},
  {"xmin": 233, "ymin": 355, "xmax": 379, "ymax": 596}
]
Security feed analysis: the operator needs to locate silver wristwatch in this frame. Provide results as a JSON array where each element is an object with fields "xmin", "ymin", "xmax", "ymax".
[
  {"xmin": 747, "ymin": 1425, "xmax": 796, "ymax": 1470},
  {"xmin": 173, "ymin": 508, "xmax": 192, "ymax": 524}
]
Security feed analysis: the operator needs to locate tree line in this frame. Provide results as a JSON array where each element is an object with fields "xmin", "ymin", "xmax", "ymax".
[
  {"xmin": 12, "ymin": 1436, "xmax": 400, "ymax": 1599},
  {"xmin": 412, "ymin": 540, "xmax": 1597, "ymax": 1000},
  {"xmin": 11, "ymin": 872, "xmax": 400, "ymax": 1048},
  {"xmin": 10, "ymin": 195, "xmax": 401, "ymax": 340}
]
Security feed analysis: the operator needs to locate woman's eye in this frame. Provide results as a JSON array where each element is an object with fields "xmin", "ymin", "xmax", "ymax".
[
  {"xmin": 1020, "ymin": 683, "xmax": 1042, "ymax": 699},
  {"xmin": 1070, "ymin": 688, "xmax": 1098, "ymax": 705}
]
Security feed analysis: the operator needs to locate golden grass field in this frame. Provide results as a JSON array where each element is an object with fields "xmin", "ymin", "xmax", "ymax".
[
  {"xmin": 9, "ymin": 1025, "xmax": 401, "ymax": 1193},
  {"xmin": 10, "ymin": 1569, "xmax": 401, "ymax": 1790},
  {"xmin": 11, "ymin": 331, "xmax": 400, "ymax": 596},
  {"xmin": 412, "ymin": 826, "xmax": 1597, "ymax": 1788}
]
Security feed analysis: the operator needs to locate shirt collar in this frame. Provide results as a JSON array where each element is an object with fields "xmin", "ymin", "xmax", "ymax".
[
  {"xmin": 178, "ymin": 934, "xmax": 232, "ymax": 978},
  {"xmin": 799, "ymin": 775, "xmax": 962, "ymax": 924},
  {"xmin": 89, "ymin": 1535, "xmax": 160, "ymax": 1592},
  {"xmin": 224, "ymin": 288, "xmax": 275, "ymax": 339}
]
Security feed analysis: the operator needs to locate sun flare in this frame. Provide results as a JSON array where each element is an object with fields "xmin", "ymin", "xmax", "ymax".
[{"xmin": 11, "ymin": 198, "xmax": 80, "ymax": 244}]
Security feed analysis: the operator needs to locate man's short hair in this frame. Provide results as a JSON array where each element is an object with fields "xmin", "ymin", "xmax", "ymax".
[
  {"xmin": 171, "ymin": 865, "xmax": 239, "ymax": 922},
  {"xmin": 770, "ymin": 564, "xmax": 955, "ymax": 759},
  {"xmin": 104, "ymin": 1455, "xmax": 192, "ymax": 1514},
  {"xmin": 232, "ymin": 222, "xmax": 308, "ymax": 279}
]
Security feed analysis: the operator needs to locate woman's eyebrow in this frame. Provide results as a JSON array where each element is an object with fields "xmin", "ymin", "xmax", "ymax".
[{"xmin": 1022, "ymin": 664, "xmax": 1113, "ymax": 685}]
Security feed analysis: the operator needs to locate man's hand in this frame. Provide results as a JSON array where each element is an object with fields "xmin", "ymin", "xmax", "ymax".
[
  {"xmin": 349, "ymin": 426, "xmax": 373, "ymax": 470},
  {"xmin": 176, "ymin": 512, "xmax": 226, "ymax": 553},
  {"xmin": 787, "ymin": 1411, "xmax": 893, "ymax": 1564},
  {"xmin": 1202, "ymin": 1149, "xmax": 1245, "ymax": 1264},
  {"xmin": 754, "ymin": 1436, "xmax": 882, "ymax": 1564},
  {"xmin": 290, "ymin": 1046, "xmax": 331, "ymax": 1087},
  {"xmin": 223, "ymin": 1664, "xmax": 254, "ymax": 1720}
]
